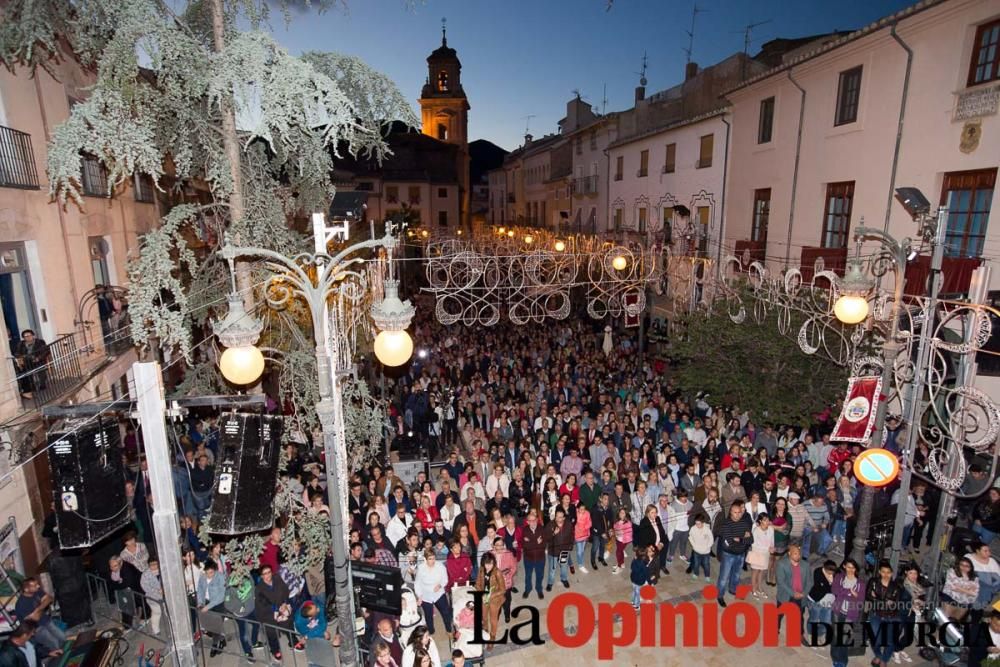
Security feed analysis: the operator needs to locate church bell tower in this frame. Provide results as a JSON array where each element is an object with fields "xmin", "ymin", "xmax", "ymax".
[{"xmin": 419, "ymin": 19, "xmax": 471, "ymax": 226}]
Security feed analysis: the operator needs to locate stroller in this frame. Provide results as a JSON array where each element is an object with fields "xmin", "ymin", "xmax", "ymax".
[{"xmin": 449, "ymin": 584, "xmax": 485, "ymax": 664}]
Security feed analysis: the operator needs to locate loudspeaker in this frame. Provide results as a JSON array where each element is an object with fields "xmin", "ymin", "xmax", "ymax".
[
  {"xmin": 47, "ymin": 418, "xmax": 128, "ymax": 549},
  {"xmin": 49, "ymin": 553, "xmax": 92, "ymax": 627},
  {"xmin": 206, "ymin": 413, "xmax": 281, "ymax": 534},
  {"xmin": 351, "ymin": 561, "xmax": 402, "ymax": 616}
]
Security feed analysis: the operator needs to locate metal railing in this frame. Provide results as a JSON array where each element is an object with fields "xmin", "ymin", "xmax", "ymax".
[
  {"xmin": 86, "ymin": 573, "xmax": 345, "ymax": 667},
  {"xmin": 572, "ymin": 175, "xmax": 598, "ymax": 195},
  {"xmin": 0, "ymin": 125, "xmax": 40, "ymax": 190},
  {"xmin": 9, "ymin": 331, "xmax": 84, "ymax": 408}
]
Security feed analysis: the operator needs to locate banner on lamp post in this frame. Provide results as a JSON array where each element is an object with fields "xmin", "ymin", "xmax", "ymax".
[
  {"xmin": 831, "ymin": 375, "xmax": 883, "ymax": 443},
  {"xmin": 624, "ymin": 291, "xmax": 640, "ymax": 328}
]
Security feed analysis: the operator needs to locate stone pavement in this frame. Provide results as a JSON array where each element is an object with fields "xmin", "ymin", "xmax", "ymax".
[{"xmin": 88, "ymin": 549, "xmax": 939, "ymax": 666}]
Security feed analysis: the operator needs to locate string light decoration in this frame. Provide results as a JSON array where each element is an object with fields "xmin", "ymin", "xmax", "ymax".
[{"xmin": 422, "ymin": 227, "xmax": 661, "ymax": 326}]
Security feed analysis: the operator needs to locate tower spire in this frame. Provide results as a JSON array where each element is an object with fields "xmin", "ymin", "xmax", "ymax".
[{"xmin": 441, "ymin": 17, "xmax": 447, "ymax": 46}]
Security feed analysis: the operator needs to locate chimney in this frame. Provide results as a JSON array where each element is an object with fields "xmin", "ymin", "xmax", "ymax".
[
  {"xmin": 685, "ymin": 62, "xmax": 699, "ymax": 81},
  {"xmin": 524, "ymin": 133, "xmax": 533, "ymax": 145}
]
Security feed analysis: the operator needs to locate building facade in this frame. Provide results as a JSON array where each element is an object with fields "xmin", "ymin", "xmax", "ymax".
[
  {"xmin": 607, "ymin": 110, "xmax": 729, "ymax": 257},
  {"xmin": 0, "ymin": 53, "xmax": 154, "ymax": 570},
  {"xmin": 723, "ymin": 0, "xmax": 1000, "ymax": 296}
]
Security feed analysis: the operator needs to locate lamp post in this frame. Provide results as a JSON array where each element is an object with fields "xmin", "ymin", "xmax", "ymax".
[
  {"xmin": 834, "ymin": 200, "xmax": 943, "ymax": 568},
  {"xmin": 835, "ymin": 229, "xmax": 910, "ymax": 566},
  {"xmin": 215, "ymin": 214, "xmax": 413, "ymax": 667}
]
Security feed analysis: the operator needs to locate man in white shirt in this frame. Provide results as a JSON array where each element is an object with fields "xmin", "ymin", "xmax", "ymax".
[{"xmin": 485, "ymin": 464, "xmax": 510, "ymax": 499}]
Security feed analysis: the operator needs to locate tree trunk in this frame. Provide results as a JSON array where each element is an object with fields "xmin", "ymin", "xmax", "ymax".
[{"xmin": 209, "ymin": 0, "xmax": 252, "ymax": 304}]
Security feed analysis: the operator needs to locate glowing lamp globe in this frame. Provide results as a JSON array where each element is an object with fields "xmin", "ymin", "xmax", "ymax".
[
  {"xmin": 524, "ymin": 235, "xmax": 534, "ymax": 245},
  {"xmin": 612, "ymin": 254, "xmax": 628, "ymax": 271},
  {"xmin": 507, "ymin": 230, "xmax": 515, "ymax": 238},
  {"xmin": 374, "ymin": 329, "xmax": 413, "ymax": 367},
  {"xmin": 834, "ymin": 294, "xmax": 870, "ymax": 325},
  {"xmin": 554, "ymin": 240, "xmax": 566, "ymax": 252},
  {"xmin": 498, "ymin": 227, "xmax": 506, "ymax": 235},
  {"xmin": 219, "ymin": 345, "xmax": 265, "ymax": 385},
  {"xmin": 421, "ymin": 229, "xmax": 429, "ymax": 238}
]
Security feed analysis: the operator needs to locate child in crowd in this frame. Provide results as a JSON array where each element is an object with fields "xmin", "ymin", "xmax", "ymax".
[
  {"xmin": 630, "ymin": 545, "xmax": 656, "ymax": 611},
  {"xmin": 612, "ymin": 508, "xmax": 633, "ymax": 574},
  {"xmin": 687, "ymin": 513, "xmax": 714, "ymax": 581}
]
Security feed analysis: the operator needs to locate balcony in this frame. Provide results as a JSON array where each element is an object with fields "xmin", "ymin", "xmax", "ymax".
[
  {"xmin": 637, "ymin": 168, "xmax": 648, "ymax": 178},
  {"xmin": 662, "ymin": 164, "xmax": 675, "ymax": 174},
  {"xmin": 799, "ymin": 246, "xmax": 848, "ymax": 284},
  {"xmin": 8, "ymin": 331, "xmax": 85, "ymax": 409},
  {"xmin": 507, "ymin": 192, "xmax": 515, "ymax": 203},
  {"xmin": 0, "ymin": 125, "xmax": 41, "ymax": 190},
  {"xmin": 572, "ymin": 175, "xmax": 598, "ymax": 196},
  {"xmin": 408, "ymin": 196, "xmax": 421, "ymax": 205},
  {"xmin": 696, "ymin": 157, "xmax": 712, "ymax": 169},
  {"xmin": 614, "ymin": 173, "xmax": 623, "ymax": 182},
  {"xmin": 734, "ymin": 239, "xmax": 766, "ymax": 265}
]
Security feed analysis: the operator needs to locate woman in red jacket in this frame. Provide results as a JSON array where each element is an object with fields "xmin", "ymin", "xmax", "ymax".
[
  {"xmin": 415, "ymin": 494, "xmax": 440, "ymax": 533},
  {"xmin": 445, "ymin": 541, "xmax": 472, "ymax": 591}
]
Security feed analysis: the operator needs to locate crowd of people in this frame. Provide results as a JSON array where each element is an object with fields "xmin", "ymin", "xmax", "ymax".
[{"xmin": 5, "ymin": 306, "xmax": 1000, "ymax": 667}]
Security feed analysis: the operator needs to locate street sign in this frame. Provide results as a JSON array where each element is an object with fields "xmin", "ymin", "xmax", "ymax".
[{"xmin": 853, "ymin": 448, "xmax": 900, "ymax": 487}]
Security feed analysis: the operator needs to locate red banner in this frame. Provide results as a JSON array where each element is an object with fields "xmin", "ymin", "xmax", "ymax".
[
  {"xmin": 624, "ymin": 291, "xmax": 640, "ymax": 328},
  {"xmin": 830, "ymin": 376, "xmax": 883, "ymax": 444}
]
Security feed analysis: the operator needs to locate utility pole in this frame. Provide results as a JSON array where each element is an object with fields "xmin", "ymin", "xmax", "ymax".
[
  {"xmin": 133, "ymin": 362, "xmax": 195, "ymax": 667},
  {"xmin": 889, "ymin": 209, "xmax": 946, "ymax": 571}
]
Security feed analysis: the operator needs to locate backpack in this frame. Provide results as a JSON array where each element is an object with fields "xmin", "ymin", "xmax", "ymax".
[{"xmin": 224, "ymin": 576, "xmax": 255, "ymax": 617}]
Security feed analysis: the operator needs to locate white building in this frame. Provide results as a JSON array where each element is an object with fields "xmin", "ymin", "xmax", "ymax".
[{"xmin": 607, "ymin": 108, "xmax": 729, "ymax": 257}]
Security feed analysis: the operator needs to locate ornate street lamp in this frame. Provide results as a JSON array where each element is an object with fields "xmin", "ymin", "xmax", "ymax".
[
  {"xmin": 214, "ymin": 269, "xmax": 265, "ymax": 385},
  {"xmin": 371, "ymin": 279, "xmax": 415, "ymax": 367},
  {"xmin": 833, "ymin": 259, "xmax": 873, "ymax": 325}
]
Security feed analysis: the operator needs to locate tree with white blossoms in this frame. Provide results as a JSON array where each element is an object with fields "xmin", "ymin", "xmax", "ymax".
[{"xmin": 0, "ymin": 0, "xmax": 408, "ymax": 572}]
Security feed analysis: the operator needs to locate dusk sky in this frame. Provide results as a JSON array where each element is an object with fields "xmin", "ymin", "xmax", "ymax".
[{"xmin": 275, "ymin": 0, "xmax": 914, "ymax": 151}]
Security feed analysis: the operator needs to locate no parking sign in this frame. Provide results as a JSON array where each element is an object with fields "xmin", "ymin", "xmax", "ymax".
[{"xmin": 853, "ymin": 448, "xmax": 900, "ymax": 487}]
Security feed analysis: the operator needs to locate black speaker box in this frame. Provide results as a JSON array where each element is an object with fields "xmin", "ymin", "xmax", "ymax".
[
  {"xmin": 46, "ymin": 418, "xmax": 128, "ymax": 549},
  {"xmin": 351, "ymin": 561, "xmax": 402, "ymax": 616},
  {"xmin": 48, "ymin": 553, "xmax": 92, "ymax": 627},
  {"xmin": 206, "ymin": 413, "xmax": 281, "ymax": 534}
]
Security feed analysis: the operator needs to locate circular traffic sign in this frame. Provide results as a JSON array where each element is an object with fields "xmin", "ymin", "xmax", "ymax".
[{"xmin": 853, "ymin": 448, "xmax": 900, "ymax": 487}]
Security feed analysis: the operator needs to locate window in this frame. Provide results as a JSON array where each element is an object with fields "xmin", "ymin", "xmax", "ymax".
[
  {"xmin": 575, "ymin": 137, "xmax": 582, "ymax": 155},
  {"xmin": 132, "ymin": 173, "xmax": 154, "ymax": 203},
  {"xmin": 81, "ymin": 153, "xmax": 109, "ymax": 197},
  {"xmin": 615, "ymin": 156, "xmax": 623, "ymax": 181},
  {"xmin": 940, "ymin": 169, "xmax": 996, "ymax": 258},
  {"xmin": 438, "ymin": 211, "xmax": 449, "ymax": 227},
  {"xmin": 698, "ymin": 135, "xmax": 713, "ymax": 168},
  {"xmin": 0, "ymin": 244, "xmax": 40, "ymax": 350},
  {"xmin": 437, "ymin": 123, "xmax": 448, "ymax": 141},
  {"xmin": 821, "ymin": 181, "xmax": 855, "ymax": 248},
  {"xmin": 697, "ymin": 206, "xmax": 709, "ymax": 227},
  {"xmin": 438, "ymin": 187, "xmax": 447, "ymax": 198},
  {"xmin": 408, "ymin": 186, "xmax": 421, "ymax": 205},
  {"xmin": 437, "ymin": 70, "xmax": 449, "ymax": 92},
  {"xmin": 589, "ymin": 131, "xmax": 597, "ymax": 150},
  {"xmin": 386, "ymin": 186, "xmax": 398, "ymax": 204},
  {"xmin": 638, "ymin": 150, "xmax": 649, "ymax": 177},
  {"xmin": 758, "ymin": 97, "xmax": 775, "ymax": 144},
  {"xmin": 662, "ymin": 207, "xmax": 674, "ymax": 244},
  {"xmin": 638, "ymin": 207, "xmax": 647, "ymax": 233},
  {"xmin": 90, "ymin": 236, "xmax": 111, "ymax": 285},
  {"xmin": 835, "ymin": 66, "xmax": 863, "ymax": 126},
  {"xmin": 664, "ymin": 143, "xmax": 676, "ymax": 173},
  {"xmin": 613, "ymin": 208, "xmax": 623, "ymax": 231},
  {"xmin": 969, "ymin": 19, "xmax": 1000, "ymax": 87},
  {"xmin": 751, "ymin": 188, "xmax": 771, "ymax": 243}
]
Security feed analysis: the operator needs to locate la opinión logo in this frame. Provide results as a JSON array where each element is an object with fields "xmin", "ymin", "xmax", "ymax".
[{"xmin": 468, "ymin": 584, "xmax": 987, "ymax": 660}]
